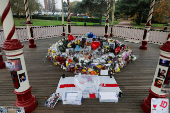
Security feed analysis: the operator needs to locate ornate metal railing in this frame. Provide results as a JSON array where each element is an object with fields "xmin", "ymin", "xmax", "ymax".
[{"xmin": 0, "ymin": 26, "xmax": 169, "ymax": 46}]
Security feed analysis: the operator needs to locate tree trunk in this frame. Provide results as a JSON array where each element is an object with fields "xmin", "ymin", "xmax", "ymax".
[
  {"xmin": 99, "ymin": 0, "xmax": 104, "ymax": 25},
  {"xmin": 99, "ymin": 12, "xmax": 103, "ymax": 25},
  {"xmin": 30, "ymin": 11, "xmax": 32, "ymax": 22},
  {"xmin": 136, "ymin": 12, "xmax": 142, "ymax": 25},
  {"xmin": 17, "ymin": 11, "xmax": 20, "ymax": 20}
]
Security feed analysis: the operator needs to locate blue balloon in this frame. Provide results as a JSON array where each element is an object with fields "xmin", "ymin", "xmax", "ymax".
[
  {"xmin": 93, "ymin": 35, "xmax": 96, "ymax": 38},
  {"xmin": 88, "ymin": 33, "xmax": 91, "ymax": 38},
  {"xmin": 86, "ymin": 32, "xmax": 90, "ymax": 38},
  {"xmin": 89, "ymin": 32, "xmax": 93, "ymax": 38}
]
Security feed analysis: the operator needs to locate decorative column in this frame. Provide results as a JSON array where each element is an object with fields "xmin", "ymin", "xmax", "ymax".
[
  {"xmin": 24, "ymin": 0, "xmax": 36, "ymax": 48},
  {"xmin": 67, "ymin": 0, "xmax": 71, "ymax": 36},
  {"xmin": 0, "ymin": 48, "xmax": 6, "ymax": 69},
  {"xmin": 61, "ymin": 0, "xmax": 65, "ymax": 36},
  {"xmin": 0, "ymin": 1, "xmax": 37, "ymax": 113},
  {"xmin": 140, "ymin": 0, "xmax": 155, "ymax": 50},
  {"xmin": 110, "ymin": 0, "xmax": 115, "ymax": 37},
  {"xmin": 142, "ymin": 34, "xmax": 170, "ymax": 113},
  {"xmin": 104, "ymin": 0, "xmax": 110, "ymax": 38}
]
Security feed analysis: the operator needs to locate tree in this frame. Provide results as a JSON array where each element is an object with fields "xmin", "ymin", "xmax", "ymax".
[
  {"xmin": 74, "ymin": 0, "xmax": 107, "ymax": 25},
  {"xmin": 153, "ymin": 0, "xmax": 170, "ymax": 23},
  {"xmin": 10, "ymin": 0, "xmax": 42, "ymax": 19},
  {"xmin": 10, "ymin": 0, "xmax": 25, "ymax": 19},
  {"xmin": 28, "ymin": 0, "xmax": 42, "ymax": 19},
  {"xmin": 70, "ymin": 1, "xmax": 79, "ymax": 13},
  {"xmin": 51, "ymin": 0, "xmax": 58, "ymax": 15},
  {"xmin": 115, "ymin": 0, "xmax": 150, "ymax": 25},
  {"xmin": 63, "ymin": 1, "xmax": 67, "ymax": 15}
]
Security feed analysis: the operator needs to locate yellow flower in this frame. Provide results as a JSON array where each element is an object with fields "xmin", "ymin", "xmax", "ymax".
[
  {"xmin": 48, "ymin": 49, "xmax": 51, "ymax": 52},
  {"xmin": 97, "ymin": 65, "xmax": 102, "ymax": 69},
  {"xmin": 54, "ymin": 62, "xmax": 58, "ymax": 65},
  {"xmin": 53, "ymin": 56, "xmax": 56, "ymax": 59},
  {"xmin": 78, "ymin": 40, "xmax": 80, "ymax": 45},
  {"xmin": 108, "ymin": 60, "xmax": 112, "ymax": 63},
  {"xmin": 108, "ymin": 39, "xmax": 114, "ymax": 43},
  {"xmin": 82, "ymin": 69, "xmax": 86, "ymax": 73},
  {"xmin": 75, "ymin": 67, "xmax": 78, "ymax": 70},
  {"xmin": 115, "ymin": 68, "xmax": 120, "ymax": 72},
  {"xmin": 52, "ymin": 50, "xmax": 55, "ymax": 53},
  {"xmin": 104, "ymin": 46, "xmax": 109, "ymax": 49}
]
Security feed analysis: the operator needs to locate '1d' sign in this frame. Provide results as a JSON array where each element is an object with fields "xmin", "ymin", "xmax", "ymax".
[{"xmin": 151, "ymin": 98, "xmax": 169, "ymax": 113}]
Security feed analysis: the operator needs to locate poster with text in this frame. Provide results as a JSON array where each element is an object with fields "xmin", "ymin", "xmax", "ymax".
[{"xmin": 151, "ymin": 98, "xmax": 169, "ymax": 113}]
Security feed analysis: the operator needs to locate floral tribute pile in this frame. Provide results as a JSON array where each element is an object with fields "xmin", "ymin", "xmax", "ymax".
[{"xmin": 46, "ymin": 34, "xmax": 137, "ymax": 75}]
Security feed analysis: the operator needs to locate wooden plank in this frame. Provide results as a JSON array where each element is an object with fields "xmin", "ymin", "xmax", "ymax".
[{"xmin": 0, "ymin": 36, "xmax": 169, "ymax": 112}]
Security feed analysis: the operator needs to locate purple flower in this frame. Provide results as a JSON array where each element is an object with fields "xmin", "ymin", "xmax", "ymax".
[{"xmin": 89, "ymin": 64, "xmax": 96, "ymax": 67}]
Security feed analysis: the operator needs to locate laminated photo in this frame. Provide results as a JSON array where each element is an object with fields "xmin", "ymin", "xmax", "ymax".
[
  {"xmin": 8, "ymin": 58, "xmax": 22, "ymax": 71},
  {"xmin": 19, "ymin": 73, "xmax": 26, "ymax": 82},
  {"xmin": 157, "ymin": 68, "xmax": 167, "ymax": 79},
  {"xmin": 159, "ymin": 59, "xmax": 170, "ymax": 67},
  {"xmin": 45, "ymin": 93, "xmax": 60, "ymax": 108},
  {"xmin": 161, "ymin": 68, "xmax": 170, "ymax": 94},
  {"xmin": 154, "ymin": 78, "xmax": 163, "ymax": 88}
]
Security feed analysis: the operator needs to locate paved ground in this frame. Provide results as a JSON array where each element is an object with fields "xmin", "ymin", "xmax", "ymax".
[
  {"xmin": 0, "ymin": 36, "xmax": 170, "ymax": 113},
  {"xmin": 115, "ymin": 20, "xmax": 133, "ymax": 27}
]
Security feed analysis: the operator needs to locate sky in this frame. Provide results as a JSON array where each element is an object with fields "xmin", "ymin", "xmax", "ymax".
[{"xmin": 39, "ymin": 0, "xmax": 82, "ymax": 10}]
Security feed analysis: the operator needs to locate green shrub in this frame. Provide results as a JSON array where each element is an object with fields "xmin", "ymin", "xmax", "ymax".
[
  {"xmin": 12, "ymin": 15, "xmax": 100, "ymax": 23},
  {"xmin": 58, "ymin": 17, "xmax": 100, "ymax": 23}
]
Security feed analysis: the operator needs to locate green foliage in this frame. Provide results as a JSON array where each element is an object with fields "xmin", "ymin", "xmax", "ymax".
[
  {"xmin": 63, "ymin": 1, "xmax": 67, "ymax": 14},
  {"xmin": 74, "ymin": 0, "xmax": 108, "ymax": 25},
  {"xmin": 115, "ymin": 0, "xmax": 150, "ymax": 25},
  {"xmin": 13, "ymin": 15, "xmax": 100, "ymax": 23},
  {"xmin": 12, "ymin": 18, "xmax": 120, "ymax": 26},
  {"xmin": 58, "ymin": 17, "xmax": 100, "ymax": 23},
  {"xmin": 10, "ymin": 0, "xmax": 42, "ymax": 19},
  {"xmin": 131, "ymin": 21, "xmax": 170, "ymax": 29}
]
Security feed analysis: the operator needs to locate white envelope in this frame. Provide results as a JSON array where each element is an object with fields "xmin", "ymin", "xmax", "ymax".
[{"xmin": 100, "ymin": 70, "xmax": 108, "ymax": 75}]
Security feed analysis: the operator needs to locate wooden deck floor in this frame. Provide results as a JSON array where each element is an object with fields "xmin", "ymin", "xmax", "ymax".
[{"xmin": 0, "ymin": 36, "xmax": 169, "ymax": 113}]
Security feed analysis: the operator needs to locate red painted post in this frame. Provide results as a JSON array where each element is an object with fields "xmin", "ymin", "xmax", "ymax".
[
  {"xmin": 104, "ymin": 0, "xmax": 110, "ymax": 38},
  {"xmin": 1, "ymin": 1, "xmax": 37, "ymax": 112},
  {"xmin": 142, "ymin": 34, "xmax": 170, "ymax": 113},
  {"xmin": 24, "ymin": 0, "xmax": 36, "ymax": 48},
  {"xmin": 140, "ymin": 0, "xmax": 155, "ymax": 50}
]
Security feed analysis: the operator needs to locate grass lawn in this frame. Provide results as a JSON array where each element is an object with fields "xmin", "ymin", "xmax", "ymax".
[
  {"xmin": 131, "ymin": 21, "xmax": 170, "ymax": 29},
  {"xmin": 0, "ymin": 18, "xmax": 120, "ymax": 26}
]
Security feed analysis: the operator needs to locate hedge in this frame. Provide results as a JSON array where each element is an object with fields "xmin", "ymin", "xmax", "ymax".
[
  {"xmin": 13, "ymin": 15, "xmax": 100, "ymax": 23},
  {"xmin": 58, "ymin": 17, "xmax": 100, "ymax": 23}
]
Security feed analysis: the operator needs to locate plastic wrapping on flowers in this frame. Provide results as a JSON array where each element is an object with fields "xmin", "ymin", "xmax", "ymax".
[{"xmin": 46, "ymin": 35, "xmax": 137, "ymax": 75}]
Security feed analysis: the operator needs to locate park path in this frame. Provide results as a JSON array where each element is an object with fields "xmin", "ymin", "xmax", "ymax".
[{"xmin": 115, "ymin": 20, "xmax": 132, "ymax": 27}]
